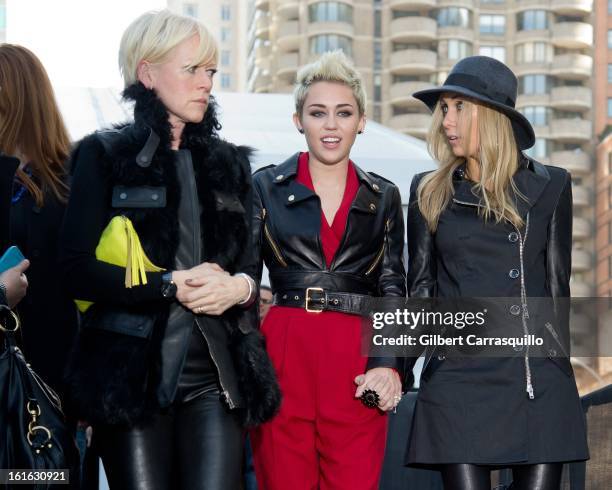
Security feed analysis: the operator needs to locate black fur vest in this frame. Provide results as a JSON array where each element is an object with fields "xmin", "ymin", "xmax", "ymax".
[{"xmin": 64, "ymin": 83, "xmax": 280, "ymax": 427}]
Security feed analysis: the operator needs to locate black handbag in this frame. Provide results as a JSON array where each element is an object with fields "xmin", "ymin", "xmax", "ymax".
[{"xmin": 0, "ymin": 305, "xmax": 79, "ymax": 488}]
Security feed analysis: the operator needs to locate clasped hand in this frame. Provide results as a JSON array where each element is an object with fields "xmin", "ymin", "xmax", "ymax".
[{"xmin": 173, "ymin": 262, "xmax": 249, "ymax": 316}]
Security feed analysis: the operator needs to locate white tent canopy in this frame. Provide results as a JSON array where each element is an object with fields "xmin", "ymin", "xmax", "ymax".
[{"xmin": 55, "ymin": 88, "xmax": 436, "ymax": 202}]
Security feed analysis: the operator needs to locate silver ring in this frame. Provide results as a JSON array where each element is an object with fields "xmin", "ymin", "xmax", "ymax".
[{"xmin": 196, "ymin": 306, "xmax": 204, "ymax": 314}]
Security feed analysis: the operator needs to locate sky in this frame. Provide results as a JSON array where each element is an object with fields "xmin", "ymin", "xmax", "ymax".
[{"xmin": 7, "ymin": 0, "xmax": 166, "ymax": 88}]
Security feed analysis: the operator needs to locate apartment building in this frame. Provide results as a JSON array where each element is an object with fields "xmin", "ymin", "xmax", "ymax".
[{"xmin": 168, "ymin": 0, "xmax": 248, "ymax": 91}]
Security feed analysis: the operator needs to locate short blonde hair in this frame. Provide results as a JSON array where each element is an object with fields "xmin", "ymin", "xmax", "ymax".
[
  {"xmin": 294, "ymin": 50, "xmax": 367, "ymax": 116},
  {"xmin": 119, "ymin": 9, "xmax": 218, "ymax": 87}
]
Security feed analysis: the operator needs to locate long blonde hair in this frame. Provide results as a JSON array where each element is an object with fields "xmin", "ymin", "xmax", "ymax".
[{"xmin": 417, "ymin": 97, "xmax": 526, "ymax": 232}]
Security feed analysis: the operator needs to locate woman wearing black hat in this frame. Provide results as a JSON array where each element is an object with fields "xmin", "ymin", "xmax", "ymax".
[{"xmin": 405, "ymin": 56, "xmax": 588, "ymax": 489}]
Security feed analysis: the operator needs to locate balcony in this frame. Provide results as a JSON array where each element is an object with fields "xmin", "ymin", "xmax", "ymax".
[
  {"xmin": 437, "ymin": 26, "xmax": 474, "ymax": 42},
  {"xmin": 277, "ymin": 21, "xmax": 300, "ymax": 51},
  {"xmin": 549, "ymin": 150, "xmax": 591, "ymax": 174},
  {"xmin": 550, "ymin": 0, "xmax": 592, "ymax": 15},
  {"xmin": 277, "ymin": 0, "xmax": 299, "ymax": 18},
  {"xmin": 437, "ymin": 0, "xmax": 474, "ymax": 8},
  {"xmin": 390, "ymin": 0, "xmax": 436, "ymax": 9},
  {"xmin": 255, "ymin": 45, "xmax": 271, "ymax": 70},
  {"xmin": 390, "ymin": 17, "xmax": 437, "ymax": 43},
  {"xmin": 550, "ymin": 118, "xmax": 592, "ymax": 143},
  {"xmin": 572, "ymin": 248, "xmax": 592, "ymax": 272},
  {"xmin": 572, "ymin": 185, "xmax": 590, "ymax": 207},
  {"xmin": 516, "ymin": 94, "xmax": 551, "ymax": 108},
  {"xmin": 513, "ymin": 61, "xmax": 551, "ymax": 78},
  {"xmin": 307, "ymin": 21, "xmax": 354, "ymax": 38},
  {"xmin": 515, "ymin": 0, "xmax": 547, "ymax": 10},
  {"xmin": 253, "ymin": 74, "xmax": 272, "ymax": 93},
  {"xmin": 514, "ymin": 29, "xmax": 549, "ymax": 44},
  {"xmin": 390, "ymin": 82, "xmax": 436, "ymax": 107},
  {"xmin": 572, "ymin": 216, "xmax": 591, "ymax": 239},
  {"xmin": 570, "ymin": 280, "xmax": 592, "ymax": 297},
  {"xmin": 276, "ymin": 52, "xmax": 299, "ymax": 81},
  {"xmin": 551, "ymin": 54, "xmax": 592, "ymax": 80},
  {"xmin": 551, "ymin": 22, "xmax": 593, "ymax": 49},
  {"xmin": 549, "ymin": 86, "xmax": 591, "ymax": 112},
  {"xmin": 255, "ymin": 15, "xmax": 270, "ymax": 39},
  {"xmin": 388, "ymin": 113, "xmax": 432, "ymax": 138},
  {"xmin": 390, "ymin": 49, "xmax": 437, "ymax": 75}
]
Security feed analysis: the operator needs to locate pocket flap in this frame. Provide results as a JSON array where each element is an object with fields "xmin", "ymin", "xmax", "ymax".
[
  {"xmin": 112, "ymin": 186, "xmax": 166, "ymax": 208},
  {"xmin": 83, "ymin": 308, "xmax": 155, "ymax": 339}
]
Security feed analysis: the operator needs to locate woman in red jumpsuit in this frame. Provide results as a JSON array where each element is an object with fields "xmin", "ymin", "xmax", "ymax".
[{"xmin": 250, "ymin": 51, "xmax": 407, "ymax": 489}]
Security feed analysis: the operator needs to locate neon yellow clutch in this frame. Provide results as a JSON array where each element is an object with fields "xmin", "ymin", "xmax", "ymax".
[{"xmin": 75, "ymin": 216, "xmax": 165, "ymax": 313}]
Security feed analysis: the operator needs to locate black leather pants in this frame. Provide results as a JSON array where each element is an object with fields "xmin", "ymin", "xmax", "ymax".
[
  {"xmin": 94, "ymin": 391, "xmax": 243, "ymax": 490},
  {"xmin": 441, "ymin": 463, "xmax": 563, "ymax": 490}
]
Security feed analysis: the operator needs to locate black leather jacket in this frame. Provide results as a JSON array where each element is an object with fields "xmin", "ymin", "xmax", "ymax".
[{"xmin": 252, "ymin": 153, "xmax": 407, "ymax": 374}]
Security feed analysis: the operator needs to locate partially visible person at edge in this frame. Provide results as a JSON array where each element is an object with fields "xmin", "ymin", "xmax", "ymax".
[
  {"xmin": 250, "ymin": 51, "xmax": 407, "ymax": 490},
  {"xmin": 243, "ymin": 284, "xmax": 273, "ymax": 490},
  {"xmin": 0, "ymin": 44, "xmax": 77, "ymax": 394},
  {"xmin": 404, "ymin": 56, "xmax": 588, "ymax": 490},
  {"xmin": 58, "ymin": 10, "xmax": 280, "ymax": 489}
]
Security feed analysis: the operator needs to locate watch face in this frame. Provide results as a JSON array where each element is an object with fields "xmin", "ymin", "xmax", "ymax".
[{"xmin": 162, "ymin": 282, "xmax": 177, "ymax": 299}]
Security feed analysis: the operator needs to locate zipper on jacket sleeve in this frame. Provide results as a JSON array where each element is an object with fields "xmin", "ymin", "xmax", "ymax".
[
  {"xmin": 365, "ymin": 219, "xmax": 390, "ymax": 276},
  {"xmin": 262, "ymin": 208, "xmax": 288, "ymax": 267},
  {"xmin": 194, "ymin": 318, "xmax": 236, "ymax": 409}
]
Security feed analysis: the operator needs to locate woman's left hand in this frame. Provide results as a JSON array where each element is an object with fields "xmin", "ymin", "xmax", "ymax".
[
  {"xmin": 354, "ymin": 367, "xmax": 402, "ymax": 412},
  {"xmin": 177, "ymin": 264, "xmax": 250, "ymax": 316}
]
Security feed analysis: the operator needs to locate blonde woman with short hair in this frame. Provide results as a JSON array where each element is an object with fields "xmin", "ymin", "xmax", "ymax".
[
  {"xmin": 405, "ymin": 56, "xmax": 588, "ymax": 490},
  {"xmin": 59, "ymin": 10, "xmax": 280, "ymax": 489},
  {"xmin": 249, "ymin": 50, "xmax": 407, "ymax": 489}
]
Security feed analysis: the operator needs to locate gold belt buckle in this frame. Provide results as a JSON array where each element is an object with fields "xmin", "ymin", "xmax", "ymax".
[{"xmin": 305, "ymin": 287, "xmax": 325, "ymax": 313}]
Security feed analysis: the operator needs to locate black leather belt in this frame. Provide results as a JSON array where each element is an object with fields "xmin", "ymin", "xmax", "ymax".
[{"xmin": 273, "ymin": 288, "xmax": 371, "ymax": 316}]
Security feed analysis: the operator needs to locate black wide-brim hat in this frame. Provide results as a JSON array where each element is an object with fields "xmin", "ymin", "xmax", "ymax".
[{"xmin": 413, "ymin": 56, "xmax": 535, "ymax": 150}]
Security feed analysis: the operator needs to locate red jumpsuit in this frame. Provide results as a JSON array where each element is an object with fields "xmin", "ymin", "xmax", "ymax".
[{"xmin": 251, "ymin": 154, "xmax": 388, "ymax": 490}]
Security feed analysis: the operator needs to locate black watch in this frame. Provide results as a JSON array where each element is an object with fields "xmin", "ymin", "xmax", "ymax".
[{"xmin": 161, "ymin": 272, "xmax": 177, "ymax": 300}]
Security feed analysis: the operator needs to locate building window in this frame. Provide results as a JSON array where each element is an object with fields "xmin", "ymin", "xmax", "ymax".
[
  {"xmin": 221, "ymin": 73, "xmax": 231, "ymax": 88},
  {"xmin": 608, "ymin": 64, "xmax": 612, "ymax": 83},
  {"xmin": 608, "ymin": 30, "xmax": 612, "ymax": 49},
  {"xmin": 517, "ymin": 10, "xmax": 549, "ymax": 31},
  {"xmin": 183, "ymin": 3, "xmax": 198, "ymax": 18},
  {"xmin": 608, "ymin": 98, "xmax": 612, "ymax": 117},
  {"xmin": 437, "ymin": 8, "xmax": 471, "ymax": 28},
  {"xmin": 515, "ymin": 42, "xmax": 552, "ymax": 64},
  {"xmin": 479, "ymin": 46, "xmax": 505, "ymax": 62},
  {"xmin": 0, "ymin": 5, "xmax": 5, "ymax": 29},
  {"xmin": 221, "ymin": 28, "xmax": 231, "ymax": 42},
  {"xmin": 519, "ymin": 74, "xmax": 550, "ymax": 95},
  {"xmin": 221, "ymin": 5, "xmax": 231, "ymax": 21},
  {"xmin": 221, "ymin": 50, "xmax": 231, "ymax": 66},
  {"xmin": 521, "ymin": 106, "xmax": 552, "ymax": 126},
  {"xmin": 308, "ymin": 2, "xmax": 353, "ymax": 23},
  {"xmin": 310, "ymin": 35, "xmax": 353, "ymax": 56},
  {"xmin": 447, "ymin": 40, "xmax": 472, "ymax": 60},
  {"xmin": 525, "ymin": 139, "xmax": 550, "ymax": 159},
  {"xmin": 609, "ymin": 0, "xmax": 612, "ymax": 13},
  {"xmin": 479, "ymin": 15, "xmax": 505, "ymax": 35}
]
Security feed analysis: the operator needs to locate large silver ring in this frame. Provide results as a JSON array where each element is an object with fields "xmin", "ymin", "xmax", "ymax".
[{"xmin": 196, "ymin": 306, "xmax": 204, "ymax": 314}]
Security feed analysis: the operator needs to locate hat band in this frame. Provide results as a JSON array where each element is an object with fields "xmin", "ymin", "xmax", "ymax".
[{"xmin": 445, "ymin": 73, "xmax": 515, "ymax": 108}]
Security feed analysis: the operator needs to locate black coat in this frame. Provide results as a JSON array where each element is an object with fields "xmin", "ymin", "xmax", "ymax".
[
  {"xmin": 405, "ymin": 157, "xmax": 589, "ymax": 465},
  {"xmin": 252, "ymin": 154, "xmax": 407, "ymax": 376},
  {"xmin": 60, "ymin": 83, "xmax": 280, "ymax": 427},
  {"xmin": 0, "ymin": 154, "xmax": 78, "ymax": 394}
]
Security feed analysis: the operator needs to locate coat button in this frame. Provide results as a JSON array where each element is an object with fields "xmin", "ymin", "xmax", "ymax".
[
  {"xmin": 288, "ymin": 194, "xmax": 295, "ymax": 202},
  {"xmin": 513, "ymin": 344, "xmax": 524, "ymax": 352},
  {"xmin": 276, "ymin": 174, "xmax": 284, "ymax": 181},
  {"xmin": 372, "ymin": 184, "xmax": 380, "ymax": 191},
  {"xmin": 437, "ymin": 354, "xmax": 445, "ymax": 361},
  {"xmin": 509, "ymin": 269, "xmax": 520, "ymax": 279},
  {"xmin": 510, "ymin": 304, "xmax": 521, "ymax": 316},
  {"xmin": 139, "ymin": 155, "xmax": 148, "ymax": 164},
  {"xmin": 549, "ymin": 348, "xmax": 557, "ymax": 357},
  {"xmin": 151, "ymin": 193, "xmax": 159, "ymax": 201},
  {"xmin": 508, "ymin": 232, "xmax": 519, "ymax": 243},
  {"xmin": 369, "ymin": 203, "xmax": 376, "ymax": 211},
  {"xmin": 120, "ymin": 192, "xmax": 127, "ymax": 199}
]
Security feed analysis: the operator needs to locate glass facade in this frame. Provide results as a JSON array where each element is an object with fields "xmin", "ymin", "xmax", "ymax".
[
  {"xmin": 515, "ymin": 42, "xmax": 553, "ymax": 63},
  {"xmin": 519, "ymin": 74, "xmax": 551, "ymax": 95},
  {"xmin": 479, "ymin": 46, "xmax": 505, "ymax": 62},
  {"xmin": 479, "ymin": 15, "xmax": 505, "ymax": 35},
  {"xmin": 310, "ymin": 35, "xmax": 353, "ymax": 56},
  {"xmin": 309, "ymin": 2, "xmax": 353, "ymax": 23},
  {"xmin": 437, "ymin": 8, "xmax": 471, "ymax": 28},
  {"xmin": 521, "ymin": 106, "xmax": 552, "ymax": 126},
  {"xmin": 517, "ymin": 10, "xmax": 549, "ymax": 31}
]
